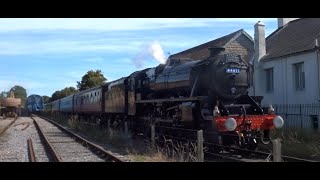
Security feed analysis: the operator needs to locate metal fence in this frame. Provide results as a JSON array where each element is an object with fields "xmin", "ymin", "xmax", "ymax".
[{"xmin": 270, "ymin": 104, "xmax": 320, "ymax": 130}]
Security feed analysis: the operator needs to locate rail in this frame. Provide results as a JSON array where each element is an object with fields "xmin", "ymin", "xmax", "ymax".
[
  {"xmin": 27, "ymin": 138, "xmax": 37, "ymax": 162},
  {"xmin": 32, "ymin": 115, "xmax": 123, "ymax": 162}
]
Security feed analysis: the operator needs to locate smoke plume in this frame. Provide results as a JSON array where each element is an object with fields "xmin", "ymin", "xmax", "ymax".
[
  {"xmin": 132, "ymin": 41, "xmax": 167, "ymax": 68},
  {"xmin": 148, "ymin": 41, "xmax": 167, "ymax": 64}
]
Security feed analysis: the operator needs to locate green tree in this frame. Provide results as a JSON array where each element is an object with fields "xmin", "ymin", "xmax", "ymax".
[
  {"xmin": 10, "ymin": 85, "xmax": 27, "ymax": 106},
  {"xmin": 50, "ymin": 87, "xmax": 78, "ymax": 102},
  {"xmin": 42, "ymin": 95, "xmax": 50, "ymax": 104},
  {"xmin": 77, "ymin": 70, "xmax": 107, "ymax": 91},
  {"xmin": 50, "ymin": 90, "xmax": 62, "ymax": 102},
  {"xmin": 60, "ymin": 87, "xmax": 78, "ymax": 97}
]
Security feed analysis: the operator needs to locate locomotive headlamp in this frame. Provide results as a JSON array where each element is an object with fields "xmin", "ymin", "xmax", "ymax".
[
  {"xmin": 225, "ymin": 117, "xmax": 237, "ymax": 131},
  {"xmin": 213, "ymin": 105, "xmax": 220, "ymax": 116},
  {"xmin": 268, "ymin": 105, "xmax": 275, "ymax": 114},
  {"xmin": 273, "ymin": 116, "xmax": 284, "ymax": 129}
]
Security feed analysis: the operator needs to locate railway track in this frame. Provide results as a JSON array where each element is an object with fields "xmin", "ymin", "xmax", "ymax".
[
  {"xmin": 30, "ymin": 115, "xmax": 123, "ymax": 162},
  {"xmin": 203, "ymin": 144, "xmax": 318, "ymax": 162},
  {"xmin": 153, "ymin": 128, "xmax": 317, "ymax": 162}
]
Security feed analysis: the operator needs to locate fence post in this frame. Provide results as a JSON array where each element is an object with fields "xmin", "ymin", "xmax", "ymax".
[
  {"xmin": 151, "ymin": 124, "xmax": 155, "ymax": 147},
  {"xmin": 197, "ymin": 130, "xmax": 204, "ymax": 162},
  {"xmin": 300, "ymin": 104, "xmax": 303, "ymax": 129},
  {"xmin": 107, "ymin": 119, "xmax": 111, "ymax": 131},
  {"xmin": 124, "ymin": 121, "xmax": 128, "ymax": 138},
  {"xmin": 272, "ymin": 138, "xmax": 282, "ymax": 162}
]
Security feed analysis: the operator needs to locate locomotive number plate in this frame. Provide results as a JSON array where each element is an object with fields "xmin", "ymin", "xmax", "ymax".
[{"xmin": 225, "ymin": 68, "xmax": 240, "ymax": 73}]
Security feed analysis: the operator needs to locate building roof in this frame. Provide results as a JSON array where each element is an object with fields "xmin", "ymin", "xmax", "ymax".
[
  {"xmin": 169, "ymin": 29, "xmax": 253, "ymax": 60},
  {"xmin": 262, "ymin": 18, "xmax": 320, "ymax": 61}
]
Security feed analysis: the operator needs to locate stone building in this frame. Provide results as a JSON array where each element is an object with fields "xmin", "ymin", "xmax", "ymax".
[{"xmin": 169, "ymin": 29, "xmax": 254, "ymax": 64}]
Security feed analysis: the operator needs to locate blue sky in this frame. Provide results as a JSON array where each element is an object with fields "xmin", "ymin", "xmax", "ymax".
[{"xmin": 0, "ymin": 18, "xmax": 277, "ymax": 97}]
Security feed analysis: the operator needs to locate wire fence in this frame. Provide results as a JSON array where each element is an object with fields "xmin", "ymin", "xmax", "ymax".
[{"xmin": 266, "ymin": 104, "xmax": 320, "ymax": 130}]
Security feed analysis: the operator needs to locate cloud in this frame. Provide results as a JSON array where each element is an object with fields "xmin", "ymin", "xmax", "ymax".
[
  {"xmin": 0, "ymin": 40, "xmax": 141, "ymax": 55},
  {"xmin": 0, "ymin": 78, "xmax": 46, "ymax": 96},
  {"xmin": 0, "ymin": 18, "xmax": 278, "ymax": 55},
  {"xmin": 214, "ymin": 18, "xmax": 275, "ymax": 23},
  {"xmin": 0, "ymin": 18, "xmax": 276, "ymax": 32},
  {"xmin": 84, "ymin": 57, "xmax": 104, "ymax": 63}
]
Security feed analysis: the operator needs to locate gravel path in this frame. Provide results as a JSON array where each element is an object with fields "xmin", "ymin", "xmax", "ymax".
[{"xmin": 0, "ymin": 117, "xmax": 50, "ymax": 162}]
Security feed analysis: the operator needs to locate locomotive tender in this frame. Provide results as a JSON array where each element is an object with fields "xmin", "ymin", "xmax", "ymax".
[{"xmin": 43, "ymin": 46, "xmax": 284, "ymax": 151}]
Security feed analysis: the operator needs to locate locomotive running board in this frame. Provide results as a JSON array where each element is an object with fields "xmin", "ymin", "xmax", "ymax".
[{"xmin": 136, "ymin": 96, "xmax": 207, "ymax": 103}]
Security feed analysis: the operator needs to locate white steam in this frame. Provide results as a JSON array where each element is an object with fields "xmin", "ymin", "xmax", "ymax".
[
  {"xmin": 148, "ymin": 41, "xmax": 167, "ymax": 64},
  {"xmin": 132, "ymin": 41, "xmax": 167, "ymax": 68}
]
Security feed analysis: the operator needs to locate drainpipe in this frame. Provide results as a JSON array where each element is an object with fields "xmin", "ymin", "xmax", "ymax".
[{"xmin": 316, "ymin": 37, "xmax": 320, "ymax": 102}]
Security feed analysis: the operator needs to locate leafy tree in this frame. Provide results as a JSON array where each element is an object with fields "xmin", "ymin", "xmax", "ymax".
[
  {"xmin": 60, "ymin": 87, "xmax": 78, "ymax": 97},
  {"xmin": 50, "ymin": 87, "xmax": 78, "ymax": 102},
  {"xmin": 77, "ymin": 70, "xmax": 107, "ymax": 91},
  {"xmin": 42, "ymin": 95, "xmax": 50, "ymax": 104},
  {"xmin": 10, "ymin": 85, "xmax": 27, "ymax": 106}
]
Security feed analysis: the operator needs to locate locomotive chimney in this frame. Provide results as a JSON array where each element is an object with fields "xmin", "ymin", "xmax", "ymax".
[{"xmin": 208, "ymin": 46, "xmax": 225, "ymax": 58}]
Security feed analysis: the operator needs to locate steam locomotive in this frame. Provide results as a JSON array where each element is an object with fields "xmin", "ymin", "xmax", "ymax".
[{"xmin": 43, "ymin": 46, "xmax": 284, "ymax": 151}]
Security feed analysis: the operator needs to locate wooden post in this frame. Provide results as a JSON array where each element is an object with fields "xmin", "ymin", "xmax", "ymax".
[
  {"xmin": 272, "ymin": 138, "xmax": 282, "ymax": 162},
  {"xmin": 107, "ymin": 119, "xmax": 111, "ymax": 131},
  {"xmin": 197, "ymin": 130, "xmax": 204, "ymax": 162},
  {"xmin": 151, "ymin": 124, "xmax": 155, "ymax": 148},
  {"xmin": 300, "ymin": 104, "xmax": 303, "ymax": 129},
  {"xmin": 124, "ymin": 121, "xmax": 128, "ymax": 138},
  {"xmin": 186, "ymin": 141, "xmax": 190, "ymax": 162}
]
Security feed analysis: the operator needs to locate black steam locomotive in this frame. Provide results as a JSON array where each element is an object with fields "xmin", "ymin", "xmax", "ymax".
[{"xmin": 44, "ymin": 46, "xmax": 284, "ymax": 151}]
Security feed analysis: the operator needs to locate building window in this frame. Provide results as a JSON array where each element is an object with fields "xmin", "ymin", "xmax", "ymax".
[
  {"xmin": 265, "ymin": 68, "xmax": 273, "ymax": 92},
  {"xmin": 311, "ymin": 115, "xmax": 318, "ymax": 130},
  {"xmin": 294, "ymin": 62, "xmax": 305, "ymax": 91}
]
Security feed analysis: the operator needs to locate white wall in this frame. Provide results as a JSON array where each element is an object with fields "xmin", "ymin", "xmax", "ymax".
[{"xmin": 250, "ymin": 51, "xmax": 320, "ymax": 106}]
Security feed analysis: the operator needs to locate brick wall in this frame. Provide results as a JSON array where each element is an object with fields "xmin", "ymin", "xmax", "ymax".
[{"xmin": 225, "ymin": 34, "xmax": 254, "ymax": 63}]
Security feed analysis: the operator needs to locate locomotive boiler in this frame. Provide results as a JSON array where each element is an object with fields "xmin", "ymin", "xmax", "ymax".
[{"xmin": 143, "ymin": 46, "xmax": 249, "ymax": 101}]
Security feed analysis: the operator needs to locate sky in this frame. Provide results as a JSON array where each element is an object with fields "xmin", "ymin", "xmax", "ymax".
[{"xmin": 0, "ymin": 18, "xmax": 278, "ymax": 97}]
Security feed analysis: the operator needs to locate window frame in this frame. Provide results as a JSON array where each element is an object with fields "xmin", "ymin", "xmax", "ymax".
[
  {"xmin": 293, "ymin": 62, "xmax": 305, "ymax": 91},
  {"xmin": 265, "ymin": 67, "xmax": 274, "ymax": 93}
]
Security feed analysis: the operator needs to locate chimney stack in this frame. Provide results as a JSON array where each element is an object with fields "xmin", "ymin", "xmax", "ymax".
[
  {"xmin": 254, "ymin": 21, "xmax": 266, "ymax": 62},
  {"xmin": 278, "ymin": 18, "xmax": 299, "ymax": 28},
  {"xmin": 252, "ymin": 21, "xmax": 266, "ymax": 97}
]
